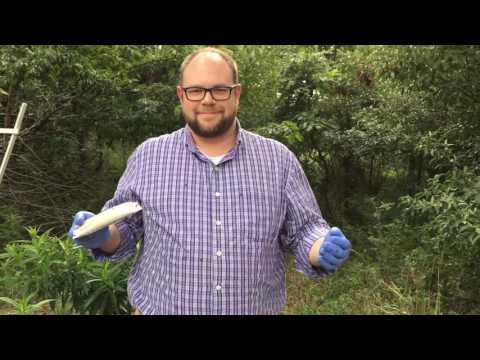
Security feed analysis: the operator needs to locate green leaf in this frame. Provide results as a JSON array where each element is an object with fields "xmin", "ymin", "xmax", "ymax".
[
  {"xmin": 0, "ymin": 297, "xmax": 18, "ymax": 307},
  {"xmin": 84, "ymin": 286, "xmax": 106, "ymax": 310},
  {"xmin": 33, "ymin": 299, "xmax": 56, "ymax": 308}
]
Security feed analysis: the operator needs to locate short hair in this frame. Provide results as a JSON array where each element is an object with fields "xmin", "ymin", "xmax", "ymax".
[{"xmin": 179, "ymin": 47, "xmax": 239, "ymax": 85}]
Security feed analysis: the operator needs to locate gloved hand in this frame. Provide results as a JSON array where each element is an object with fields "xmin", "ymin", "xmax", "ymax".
[
  {"xmin": 318, "ymin": 227, "xmax": 351, "ymax": 273},
  {"xmin": 68, "ymin": 211, "xmax": 110, "ymax": 249}
]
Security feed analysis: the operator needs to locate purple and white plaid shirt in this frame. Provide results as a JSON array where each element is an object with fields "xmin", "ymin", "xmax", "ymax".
[{"xmin": 93, "ymin": 120, "xmax": 330, "ymax": 314}]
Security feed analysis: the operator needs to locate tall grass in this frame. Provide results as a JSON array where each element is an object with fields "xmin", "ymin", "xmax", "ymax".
[{"xmin": 283, "ymin": 250, "xmax": 443, "ymax": 315}]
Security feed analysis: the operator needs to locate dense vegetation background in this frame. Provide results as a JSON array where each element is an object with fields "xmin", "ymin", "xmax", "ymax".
[{"xmin": 1, "ymin": 45, "xmax": 479, "ymax": 314}]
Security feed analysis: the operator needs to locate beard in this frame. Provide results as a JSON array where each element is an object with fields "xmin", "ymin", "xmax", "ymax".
[{"xmin": 183, "ymin": 110, "xmax": 237, "ymax": 139}]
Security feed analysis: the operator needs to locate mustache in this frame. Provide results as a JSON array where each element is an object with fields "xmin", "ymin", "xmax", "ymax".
[{"xmin": 182, "ymin": 110, "xmax": 236, "ymax": 138}]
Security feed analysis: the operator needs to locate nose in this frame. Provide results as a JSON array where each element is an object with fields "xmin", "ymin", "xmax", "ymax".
[{"xmin": 201, "ymin": 89, "xmax": 216, "ymax": 104}]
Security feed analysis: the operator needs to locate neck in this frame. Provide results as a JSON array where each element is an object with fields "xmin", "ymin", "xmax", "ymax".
[{"xmin": 189, "ymin": 120, "xmax": 238, "ymax": 157}]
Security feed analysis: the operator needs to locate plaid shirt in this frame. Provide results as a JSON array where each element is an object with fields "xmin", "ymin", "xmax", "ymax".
[{"xmin": 93, "ymin": 120, "xmax": 330, "ymax": 314}]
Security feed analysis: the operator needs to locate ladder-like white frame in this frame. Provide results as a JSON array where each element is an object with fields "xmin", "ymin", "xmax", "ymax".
[{"xmin": 0, "ymin": 103, "xmax": 27, "ymax": 186}]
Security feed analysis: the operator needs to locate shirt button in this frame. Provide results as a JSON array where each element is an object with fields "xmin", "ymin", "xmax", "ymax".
[
  {"xmin": 214, "ymin": 192, "xmax": 221, "ymax": 197},
  {"xmin": 215, "ymin": 285, "xmax": 222, "ymax": 291},
  {"xmin": 215, "ymin": 220, "xmax": 222, "ymax": 226},
  {"xmin": 216, "ymin": 250, "xmax": 223, "ymax": 257}
]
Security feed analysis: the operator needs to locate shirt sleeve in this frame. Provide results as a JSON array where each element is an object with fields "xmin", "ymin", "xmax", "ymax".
[
  {"xmin": 281, "ymin": 150, "xmax": 330, "ymax": 279},
  {"xmin": 90, "ymin": 147, "xmax": 144, "ymax": 263}
]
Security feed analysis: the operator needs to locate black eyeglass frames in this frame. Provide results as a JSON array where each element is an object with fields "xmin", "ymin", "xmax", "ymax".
[{"xmin": 182, "ymin": 84, "xmax": 240, "ymax": 101}]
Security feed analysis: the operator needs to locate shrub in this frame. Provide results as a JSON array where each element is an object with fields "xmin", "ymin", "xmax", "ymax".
[
  {"xmin": 373, "ymin": 168, "xmax": 480, "ymax": 313},
  {"xmin": 0, "ymin": 227, "xmax": 133, "ymax": 315}
]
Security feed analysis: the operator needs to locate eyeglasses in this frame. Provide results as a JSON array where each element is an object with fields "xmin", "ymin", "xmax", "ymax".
[{"xmin": 182, "ymin": 85, "xmax": 240, "ymax": 101}]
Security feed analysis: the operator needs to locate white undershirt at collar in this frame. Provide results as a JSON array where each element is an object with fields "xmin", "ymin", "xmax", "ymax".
[{"xmin": 206, "ymin": 154, "xmax": 225, "ymax": 165}]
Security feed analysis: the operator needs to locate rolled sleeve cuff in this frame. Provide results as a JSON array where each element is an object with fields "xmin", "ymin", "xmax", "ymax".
[
  {"xmin": 295, "ymin": 224, "xmax": 330, "ymax": 280},
  {"xmin": 90, "ymin": 218, "xmax": 140, "ymax": 263}
]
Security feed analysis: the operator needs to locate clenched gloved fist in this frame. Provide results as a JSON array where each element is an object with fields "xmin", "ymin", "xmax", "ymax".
[
  {"xmin": 68, "ymin": 211, "xmax": 110, "ymax": 249},
  {"xmin": 318, "ymin": 227, "xmax": 351, "ymax": 273}
]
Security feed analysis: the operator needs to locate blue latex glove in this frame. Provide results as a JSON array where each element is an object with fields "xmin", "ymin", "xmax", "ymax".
[
  {"xmin": 68, "ymin": 211, "xmax": 110, "ymax": 249},
  {"xmin": 318, "ymin": 227, "xmax": 351, "ymax": 273}
]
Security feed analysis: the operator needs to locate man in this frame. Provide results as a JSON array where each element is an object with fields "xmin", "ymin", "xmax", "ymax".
[{"xmin": 69, "ymin": 47, "xmax": 351, "ymax": 315}]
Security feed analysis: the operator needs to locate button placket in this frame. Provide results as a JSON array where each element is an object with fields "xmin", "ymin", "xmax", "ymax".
[{"xmin": 211, "ymin": 164, "xmax": 224, "ymax": 307}]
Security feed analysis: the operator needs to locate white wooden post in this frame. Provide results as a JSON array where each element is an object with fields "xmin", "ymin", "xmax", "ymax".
[{"xmin": 0, "ymin": 103, "xmax": 27, "ymax": 186}]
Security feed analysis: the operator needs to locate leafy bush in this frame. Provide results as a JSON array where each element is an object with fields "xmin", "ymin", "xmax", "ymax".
[
  {"xmin": 0, "ymin": 228, "xmax": 133, "ymax": 315},
  {"xmin": 372, "ymin": 168, "xmax": 480, "ymax": 313}
]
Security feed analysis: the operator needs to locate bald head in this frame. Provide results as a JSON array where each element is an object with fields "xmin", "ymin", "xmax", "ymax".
[{"xmin": 179, "ymin": 47, "xmax": 239, "ymax": 85}]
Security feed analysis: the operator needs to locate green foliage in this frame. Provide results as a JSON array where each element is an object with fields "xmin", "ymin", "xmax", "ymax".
[
  {"xmin": 84, "ymin": 261, "xmax": 130, "ymax": 315},
  {"xmin": 0, "ymin": 45, "xmax": 195, "ymax": 233},
  {"xmin": 0, "ymin": 206, "xmax": 26, "ymax": 248},
  {"xmin": 0, "ymin": 295, "xmax": 54, "ymax": 315},
  {"xmin": 257, "ymin": 121, "xmax": 304, "ymax": 148},
  {"xmin": 372, "ymin": 168, "xmax": 480, "ymax": 313},
  {"xmin": 226, "ymin": 45, "xmax": 292, "ymax": 128},
  {"xmin": 284, "ymin": 253, "xmax": 441, "ymax": 315},
  {"xmin": 0, "ymin": 228, "xmax": 133, "ymax": 315}
]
